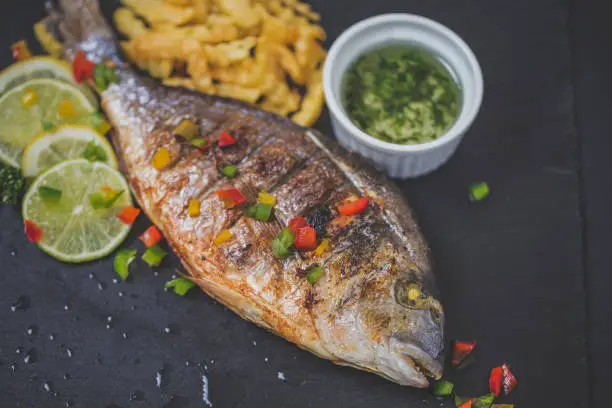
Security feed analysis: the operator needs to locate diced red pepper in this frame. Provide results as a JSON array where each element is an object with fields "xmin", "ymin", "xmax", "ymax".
[
  {"xmin": 24, "ymin": 220, "xmax": 43, "ymax": 243},
  {"xmin": 489, "ymin": 366, "xmax": 503, "ymax": 397},
  {"xmin": 294, "ymin": 226, "xmax": 317, "ymax": 251},
  {"xmin": 215, "ymin": 188, "xmax": 246, "ymax": 208},
  {"xmin": 337, "ymin": 196, "xmax": 369, "ymax": 216},
  {"xmin": 73, "ymin": 50, "xmax": 96, "ymax": 83},
  {"xmin": 288, "ymin": 216, "xmax": 310, "ymax": 235},
  {"xmin": 117, "ymin": 205, "xmax": 141, "ymax": 225},
  {"xmin": 140, "ymin": 225, "xmax": 163, "ymax": 248},
  {"xmin": 457, "ymin": 400, "xmax": 473, "ymax": 408},
  {"xmin": 451, "ymin": 340, "xmax": 477, "ymax": 367},
  {"xmin": 218, "ymin": 131, "xmax": 236, "ymax": 147},
  {"xmin": 502, "ymin": 364, "xmax": 517, "ymax": 396}
]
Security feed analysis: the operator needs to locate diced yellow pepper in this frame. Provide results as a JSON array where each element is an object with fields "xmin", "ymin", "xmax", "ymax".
[
  {"xmin": 173, "ymin": 119, "xmax": 199, "ymax": 140},
  {"xmin": 258, "ymin": 191, "xmax": 276, "ymax": 206},
  {"xmin": 152, "ymin": 147, "xmax": 171, "ymax": 170},
  {"xmin": 96, "ymin": 119, "xmax": 112, "ymax": 135},
  {"xmin": 58, "ymin": 99, "xmax": 76, "ymax": 118},
  {"xmin": 188, "ymin": 199, "xmax": 201, "ymax": 217},
  {"xmin": 214, "ymin": 229, "xmax": 233, "ymax": 245},
  {"xmin": 21, "ymin": 90, "xmax": 38, "ymax": 108},
  {"xmin": 314, "ymin": 238, "xmax": 330, "ymax": 256}
]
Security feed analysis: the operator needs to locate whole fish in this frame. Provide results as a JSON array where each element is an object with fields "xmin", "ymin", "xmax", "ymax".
[{"xmin": 45, "ymin": 0, "xmax": 445, "ymax": 387}]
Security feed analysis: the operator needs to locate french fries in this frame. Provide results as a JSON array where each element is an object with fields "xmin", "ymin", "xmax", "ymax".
[{"xmin": 115, "ymin": 0, "xmax": 326, "ymax": 126}]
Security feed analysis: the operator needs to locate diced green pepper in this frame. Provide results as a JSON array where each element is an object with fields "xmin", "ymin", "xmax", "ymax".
[
  {"xmin": 432, "ymin": 380, "xmax": 454, "ymax": 397},
  {"xmin": 455, "ymin": 396, "xmax": 471, "ymax": 407},
  {"xmin": 473, "ymin": 393, "xmax": 495, "ymax": 408},
  {"xmin": 41, "ymin": 121, "xmax": 55, "ymax": 131},
  {"xmin": 469, "ymin": 182, "xmax": 489, "ymax": 202},
  {"xmin": 93, "ymin": 63, "xmax": 119, "ymax": 91},
  {"xmin": 246, "ymin": 203, "xmax": 273, "ymax": 222},
  {"xmin": 114, "ymin": 248, "xmax": 137, "ymax": 280},
  {"xmin": 142, "ymin": 245, "xmax": 167, "ymax": 267},
  {"xmin": 82, "ymin": 140, "xmax": 108, "ymax": 163},
  {"xmin": 306, "ymin": 266, "xmax": 325, "ymax": 284},
  {"xmin": 191, "ymin": 138, "xmax": 209, "ymax": 148},
  {"xmin": 221, "ymin": 165, "xmax": 237, "ymax": 178},
  {"xmin": 89, "ymin": 190, "xmax": 124, "ymax": 209},
  {"xmin": 39, "ymin": 186, "xmax": 62, "ymax": 206},
  {"xmin": 165, "ymin": 277, "xmax": 197, "ymax": 296},
  {"xmin": 271, "ymin": 227, "xmax": 295, "ymax": 258}
]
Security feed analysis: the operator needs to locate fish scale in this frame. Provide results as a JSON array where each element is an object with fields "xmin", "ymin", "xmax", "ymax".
[{"xmin": 46, "ymin": 0, "xmax": 446, "ymax": 388}]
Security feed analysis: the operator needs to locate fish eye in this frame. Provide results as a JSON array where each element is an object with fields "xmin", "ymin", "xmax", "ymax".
[{"xmin": 394, "ymin": 277, "xmax": 428, "ymax": 310}]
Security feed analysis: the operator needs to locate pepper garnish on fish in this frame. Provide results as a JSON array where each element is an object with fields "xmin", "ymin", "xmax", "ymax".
[{"xmin": 43, "ymin": 0, "xmax": 445, "ymax": 387}]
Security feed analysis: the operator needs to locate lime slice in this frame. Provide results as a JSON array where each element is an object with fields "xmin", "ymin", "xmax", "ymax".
[
  {"xmin": 22, "ymin": 125, "xmax": 118, "ymax": 178},
  {"xmin": 0, "ymin": 56, "xmax": 97, "ymax": 106},
  {"xmin": 0, "ymin": 78, "xmax": 97, "ymax": 168},
  {"xmin": 22, "ymin": 159, "xmax": 133, "ymax": 263}
]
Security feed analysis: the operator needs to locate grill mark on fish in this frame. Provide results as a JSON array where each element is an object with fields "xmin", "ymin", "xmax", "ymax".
[{"xmin": 274, "ymin": 155, "xmax": 346, "ymax": 223}]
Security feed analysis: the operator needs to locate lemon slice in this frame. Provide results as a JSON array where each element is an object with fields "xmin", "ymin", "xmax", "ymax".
[
  {"xmin": 22, "ymin": 159, "xmax": 133, "ymax": 263},
  {"xmin": 0, "ymin": 56, "xmax": 97, "ymax": 106},
  {"xmin": 0, "ymin": 78, "xmax": 97, "ymax": 168},
  {"xmin": 21, "ymin": 125, "xmax": 118, "ymax": 179}
]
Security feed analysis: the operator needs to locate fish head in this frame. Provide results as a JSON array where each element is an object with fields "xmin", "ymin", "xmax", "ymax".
[
  {"xmin": 319, "ymin": 250, "xmax": 444, "ymax": 388},
  {"xmin": 385, "ymin": 269, "xmax": 445, "ymax": 385}
]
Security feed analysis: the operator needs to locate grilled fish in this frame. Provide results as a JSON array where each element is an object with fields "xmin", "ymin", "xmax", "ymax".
[{"xmin": 46, "ymin": 0, "xmax": 445, "ymax": 387}]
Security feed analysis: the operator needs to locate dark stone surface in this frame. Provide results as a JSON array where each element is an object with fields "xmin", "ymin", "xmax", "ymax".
[
  {"xmin": 0, "ymin": 0, "xmax": 596, "ymax": 406},
  {"xmin": 570, "ymin": 1, "xmax": 612, "ymax": 407}
]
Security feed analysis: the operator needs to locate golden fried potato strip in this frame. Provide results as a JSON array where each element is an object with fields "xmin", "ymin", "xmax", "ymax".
[
  {"xmin": 121, "ymin": 0, "xmax": 195, "ymax": 26},
  {"xmin": 204, "ymin": 37, "xmax": 256, "ymax": 67},
  {"xmin": 217, "ymin": 0, "xmax": 260, "ymax": 28},
  {"xmin": 114, "ymin": 8, "xmax": 148, "ymax": 39},
  {"xmin": 292, "ymin": 69, "xmax": 324, "ymax": 127},
  {"xmin": 116, "ymin": 0, "xmax": 327, "ymax": 125}
]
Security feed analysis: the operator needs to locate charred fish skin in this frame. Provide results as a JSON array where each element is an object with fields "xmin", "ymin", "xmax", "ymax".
[{"xmin": 46, "ymin": 0, "xmax": 445, "ymax": 387}]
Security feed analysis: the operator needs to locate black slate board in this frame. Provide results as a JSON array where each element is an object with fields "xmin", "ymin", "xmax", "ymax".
[
  {"xmin": 570, "ymin": 0, "xmax": 612, "ymax": 407},
  {"xmin": 0, "ymin": 0, "xmax": 590, "ymax": 407}
]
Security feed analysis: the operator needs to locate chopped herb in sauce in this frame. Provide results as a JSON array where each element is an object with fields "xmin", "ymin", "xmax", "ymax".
[{"xmin": 342, "ymin": 44, "xmax": 461, "ymax": 145}]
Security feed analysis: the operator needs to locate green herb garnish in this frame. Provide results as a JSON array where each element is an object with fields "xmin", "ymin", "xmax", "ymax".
[
  {"xmin": 0, "ymin": 163, "xmax": 24, "ymax": 204},
  {"xmin": 342, "ymin": 45, "xmax": 461, "ymax": 145}
]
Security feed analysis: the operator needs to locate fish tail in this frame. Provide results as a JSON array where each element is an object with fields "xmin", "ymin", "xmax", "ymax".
[{"xmin": 42, "ymin": 0, "xmax": 118, "ymax": 62}]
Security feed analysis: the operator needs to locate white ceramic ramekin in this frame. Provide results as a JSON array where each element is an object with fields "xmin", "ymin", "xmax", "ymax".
[{"xmin": 323, "ymin": 14, "xmax": 484, "ymax": 178}]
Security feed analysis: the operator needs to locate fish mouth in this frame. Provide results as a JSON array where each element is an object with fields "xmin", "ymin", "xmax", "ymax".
[
  {"xmin": 400, "ymin": 343, "xmax": 443, "ymax": 380},
  {"xmin": 389, "ymin": 338, "xmax": 443, "ymax": 387}
]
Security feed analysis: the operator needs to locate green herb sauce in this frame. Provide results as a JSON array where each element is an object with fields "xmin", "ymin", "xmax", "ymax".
[{"xmin": 342, "ymin": 44, "xmax": 461, "ymax": 145}]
